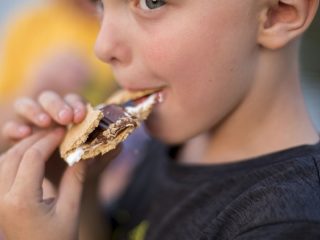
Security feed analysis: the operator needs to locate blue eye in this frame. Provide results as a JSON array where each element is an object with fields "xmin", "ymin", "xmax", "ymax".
[{"xmin": 140, "ymin": 0, "xmax": 166, "ymax": 10}]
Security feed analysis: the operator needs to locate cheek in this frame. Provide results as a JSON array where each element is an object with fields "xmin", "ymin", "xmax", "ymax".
[
  {"xmin": 141, "ymin": 20, "xmax": 233, "ymax": 106},
  {"xmin": 141, "ymin": 3, "xmax": 259, "ymax": 142},
  {"xmin": 141, "ymin": 34, "xmax": 187, "ymax": 80}
]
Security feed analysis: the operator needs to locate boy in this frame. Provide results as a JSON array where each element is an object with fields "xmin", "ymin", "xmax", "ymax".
[{"xmin": 0, "ymin": 0, "xmax": 320, "ymax": 239}]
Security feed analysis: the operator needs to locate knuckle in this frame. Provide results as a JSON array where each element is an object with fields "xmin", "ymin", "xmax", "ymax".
[
  {"xmin": 14, "ymin": 97, "xmax": 29, "ymax": 111},
  {"xmin": 65, "ymin": 93, "xmax": 83, "ymax": 104},
  {"xmin": 39, "ymin": 90, "xmax": 56, "ymax": 98},
  {"xmin": 4, "ymin": 194, "xmax": 30, "ymax": 213},
  {"xmin": 24, "ymin": 147, "xmax": 43, "ymax": 161},
  {"xmin": 38, "ymin": 90, "xmax": 57, "ymax": 101},
  {"xmin": 6, "ymin": 147, "xmax": 23, "ymax": 159},
  {"xmin": 2, "ymin": 122, "xmax": 18, "ymax": 138},
  {"xmin": 38, "ymin": 92, "xmax": 67, "ymax": 116},
  {"xmin": 64, "ymin": 93, "xmax": 77, "ymax": 100},
  {"xmin": 38, "ymin": 90, "xmax": 58, "ymax": 104},
  {"xmin": 13, "ymin": 97, "xmax": 26, "ymax": 107},
  {"xmin": 14, "ymin": 98, "xmax": 39, "ymax": 117},
  {"xmin": 1, "ymin": 122, "xmax": 10, "ymax": 137},
  {"xmin": 73, "ymin": 167, "xmax": 86, "ymax": 184}
]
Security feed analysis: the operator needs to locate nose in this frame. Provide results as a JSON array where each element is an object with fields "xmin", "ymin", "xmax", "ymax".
[{"xmin": 94, "ymin": 13, "xmax": 131, "ymax": 66}]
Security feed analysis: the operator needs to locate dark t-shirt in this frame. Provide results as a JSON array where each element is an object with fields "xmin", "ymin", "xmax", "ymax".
[{"xmin": 106, "ymin": 140, "xmax": 320, "ymax": 240}]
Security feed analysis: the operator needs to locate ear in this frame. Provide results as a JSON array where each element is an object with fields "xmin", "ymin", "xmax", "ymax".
[{"xmin": 258, "ymin": 0, "xmax": 319, "ymax": 49}]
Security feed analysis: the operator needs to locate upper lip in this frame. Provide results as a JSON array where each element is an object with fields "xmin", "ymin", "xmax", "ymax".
[
  {"xmin": 127, "ymin": 86, "xmax": 165, "ymax": 92},
  {"xmin": 121, "ymin": 84, "xmax": 167, "ymax": 93},
  {"xmin": 114, "ymin": 76, "xmax": 167, "ymax": 93}
]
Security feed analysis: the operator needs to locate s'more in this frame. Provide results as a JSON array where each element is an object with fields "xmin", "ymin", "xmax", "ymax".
[{"xmin": 60, "ymin": 88, "xmax": 161, "ymax": 166}]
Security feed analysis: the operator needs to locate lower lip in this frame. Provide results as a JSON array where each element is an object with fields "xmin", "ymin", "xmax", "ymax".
[{"xmin": 156, "ymin": 91, "xmax": 165, "ymax": 104}]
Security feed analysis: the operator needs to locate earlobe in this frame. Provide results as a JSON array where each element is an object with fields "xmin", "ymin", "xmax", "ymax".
[{"xmin": 258, "ymin": 0, "xmax": 319, "ymax": 50}]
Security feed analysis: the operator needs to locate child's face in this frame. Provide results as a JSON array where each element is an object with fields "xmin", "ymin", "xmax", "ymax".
[{"xmin": 95, "ymin": 0, "xmax": 261, "ymax": 144}]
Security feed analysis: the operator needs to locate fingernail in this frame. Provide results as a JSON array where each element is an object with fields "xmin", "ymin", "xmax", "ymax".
[
  {"xmin": 74, "ymin": 107, "xmax": 82, "ymax": 115},
  {"xmin": 75, "ymin": 103, "xmax": 86, "ymax": 118},
  {"xmin": 76, "ymin": 102, "xmax": 85, "ymax": 111},
  {"xmin": 38, "ymin": 114, "xmax": 50, "ymax": 124},
  {"xmin": 18, "ymin": 126, "xmax": 30, "ymax": 135},
  {"xmin": 58, "ymin": 109, "xmax": 71, "ymax": 121},
  {"xmin": 74, "ymin": 108, "xmax": 83, "ymax": 120}
]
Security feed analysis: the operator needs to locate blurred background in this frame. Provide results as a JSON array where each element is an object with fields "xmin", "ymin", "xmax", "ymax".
[{"xmin": 0, "ymin": 1, "xmax": 41, "ymax": 30}]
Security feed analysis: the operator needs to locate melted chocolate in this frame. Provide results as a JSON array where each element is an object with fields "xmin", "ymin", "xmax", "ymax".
[
  {"xmin": 100, "ymin": 104, "xmax": 127, "ymax": 124},
  {"xmin": 86, "ymin": 104, "xmax": 128, "ymax": 143}
]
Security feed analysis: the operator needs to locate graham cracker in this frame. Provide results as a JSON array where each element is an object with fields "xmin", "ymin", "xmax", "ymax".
[
  {"xmin": 60, "ymin": 104, "xmax": 103, "ymax": 160},
  {"xmin": 80, "ymin": 124, "xmax": 136, "ymax": 160},
  {"xmin": 106, "ymin": 88, "xmax": 161, "ymax": 105},
  {"xmin": 60, "ymin": 89, "xmax": 158, "ymax": 164}
]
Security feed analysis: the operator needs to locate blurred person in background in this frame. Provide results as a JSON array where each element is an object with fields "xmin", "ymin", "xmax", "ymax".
[{"xmin": 0, "ymin": 0, "xmax": 117, "ymax": 152}]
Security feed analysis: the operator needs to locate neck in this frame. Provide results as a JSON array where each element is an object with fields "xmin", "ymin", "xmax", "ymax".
[{"xmin": 180, "ymin": 42, "xmax": 319, "ymax": 165}]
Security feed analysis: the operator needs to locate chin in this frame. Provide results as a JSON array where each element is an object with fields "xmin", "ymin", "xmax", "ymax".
[{"xmin": 145, "ymin": 119, "xmax": 192, "ymax": 145}]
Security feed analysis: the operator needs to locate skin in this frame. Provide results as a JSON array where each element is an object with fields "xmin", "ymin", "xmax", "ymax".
[
  {"xmin": 0, "ymin": 129, "xmax": 86, "ymax": 240},
  {"xmin": 95, "ymin": 0, "xmax": 319, "ymax": 162},
  {"xmin": 95, "ymin": 0, "xmax": 261, "ymax": 144},
  {"xmin": 0, "ymin": 0, "xmax": 319, "ymax": 239},
  {"xmin": 57, "ymin": 0, "xmax": 100, "ymax": 15}
]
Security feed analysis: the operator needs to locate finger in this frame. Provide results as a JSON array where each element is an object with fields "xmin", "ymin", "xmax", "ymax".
[
  {"xmin": 0, "ymin": 131, "xmax": 47, "ymax": 195},
  {"xmin": 38, "ymin": 91, "xmax": 73, "ymax": 125},
  {"xmin": 2, "ymin": 121, "xmax": 32, "ymax": 141},
  {"xmin": 45, "ymin": 150, "xmax": 67, "ymax": 188},
  {"xmin": 11, "ymin": 128, "xmax": 65, "ymax": 199},
  {"xmin": 86, "ymin": 146, "xmax": 122, "ymax": 179},
  {"xmin": 56, "ymin": 161, "xmax": 87, "ymax": 222},
  {"xmin": 14, "ymin": 97, "xmax": 51, "ymax": 127},
  {"xmin": 42, "ymin": 178, "xmax": 57, "ymax": 199},
  {"xmin": 64, "ymin": 93, "xmax": 87, "ymax": 124}
]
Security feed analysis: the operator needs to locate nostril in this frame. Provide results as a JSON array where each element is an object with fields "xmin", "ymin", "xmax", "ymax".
[{"xmin": 109, "ymin": 57, "xmax": 119, "ymax": 65}]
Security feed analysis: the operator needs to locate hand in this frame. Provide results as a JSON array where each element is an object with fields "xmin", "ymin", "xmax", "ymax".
[
  {"xmin": 2, "ymin": 91, "xmax": 117, "ymax": 182},
  {"xmin": 1, "ymin": 91, "xmax": 117, "ymax": 240},
  {"xmin": 0, "ymin": 49, "xmax": 89, "ymax": 152},
  {"xmin": 2, "ymin": 91, "xmax": 87, "ymax": 142},
  {"xmin": 0, "ymin": 129, "xmax": 87, "ymax": 240}
]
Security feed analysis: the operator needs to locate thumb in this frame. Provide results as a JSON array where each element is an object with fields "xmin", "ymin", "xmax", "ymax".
[
  {"xmin": 86, "ymin": 146, "xmax": 122, "ymax": 181},
  {"xmin": 56, "ymin": 161, "xmax": 87, "ymax": 222}
]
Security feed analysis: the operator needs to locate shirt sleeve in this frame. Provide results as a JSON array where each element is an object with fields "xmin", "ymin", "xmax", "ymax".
[{"xmin": 233, "ymin": 222, "xmax": 320, "ymax": 240}]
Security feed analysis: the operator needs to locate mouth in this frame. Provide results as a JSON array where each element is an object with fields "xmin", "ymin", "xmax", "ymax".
[{"xmin": 106, "ymin": 87, "xmax": 165, "ymax": 106}]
